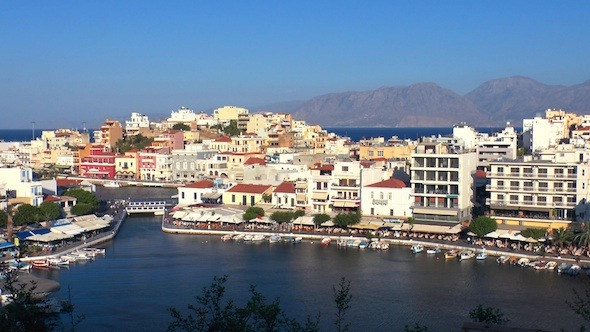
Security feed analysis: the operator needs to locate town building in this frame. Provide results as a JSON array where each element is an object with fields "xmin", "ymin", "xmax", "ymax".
[
  {"xmin": 361, "ymin": 178, "xmax": 412, "ymax": 218},
  {"xmin": 271, "ymin": 181, "xmax": 296, "ymax": 209},
  {"xmin": 125, "ymin": 112, "xmax": 151, "ymax": 137},
  {"xmin": 222, "ymin": 183, "xmax": 273, "ymax": 206},
  {"xmin": 94, "ymin": 119, "xmax": 123, "ymax": 151},
  {"xmin": 0, "ymin": 167, "xmax": 43, "ymax": 206},
  {"xmin": 410, "ymin": 140, "xmax": 477, "ymax": 225}
]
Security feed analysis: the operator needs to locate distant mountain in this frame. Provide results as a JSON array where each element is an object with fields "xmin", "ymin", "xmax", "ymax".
[
  {"xmin": 258, "ymin": 77, "xmax": 590, "ymax": 127},
  {"xmin": 251, "ymin": 100, "xmax": 305, "ymax": 115}
]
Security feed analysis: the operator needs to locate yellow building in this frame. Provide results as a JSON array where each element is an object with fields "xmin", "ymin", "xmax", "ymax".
[
  {"xmin": 359, "ymin": 139, "xmax": 416, "ymax": 161},
  {"xmin": 213, "ymin": 106, "xmax": 249, "ymax": 124},
  {"xmin": 115, "ymin": 150, "xmax": 139, "ymax": 180},
  {"xmin": 222, "ymin": 183, "xmax": 273, "ymax": 206}
]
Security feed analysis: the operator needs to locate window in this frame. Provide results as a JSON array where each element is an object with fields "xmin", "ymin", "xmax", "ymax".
[
  {"xmin": 232, "ymin": 194, "xmax": 236, "ymax": 203},
  {"xmin": 342, "ymin": 166, "xmax": 349, "ymax": 172},
  {"xmin": 390, "ymin": 209, "xmax": 393, "ymax": 216},
  {"xmin": 377, "ymin": 150, "xmax": 384, "ymax": 157}
]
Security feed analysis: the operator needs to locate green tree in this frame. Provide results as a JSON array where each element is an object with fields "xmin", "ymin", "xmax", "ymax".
[
  {"xmin": 168, "ymin": 275, "xmax": 319, "ymax": 332},
  {"xmin": 64, "ymin": 189, "xmax": 100, "ymax": 211},
  {"xmin": 313, "ymin": 213, "xmax": 331, "ymax": 227},
  {"xmin": 115, "ymin": 134, "xmax": 154, "ymax": 154},
  {"xmin": 13, "ymin": 204, "xmax": 41, "ymax": 226},
  {"xmin": 469, "ymin": 304, "xmax": 509, "ymax": 326},
  {"xmin": 71, "ymin": 203, "xmax": 95, "ymax": 216},
  {"xmin": 243, "ymin": 206, "xmax": 265, "ymax": 222},
  {"xmin": 0, "ymin": 210, "xmax": 7, "ymax": 228},
  {"xmin": 39, "ymin": 201, "xmax": 61, "ymax": 221},
  {"xmin": 0, "ymin": 267, "xmax": 59, "ymax": 331},
  {"xmin": 262, "ymin": 193, "xmax": 272, "ymax": 203},
  {"xmin": 332, "ymin": 212, "xmax": 361, "ymax": 229},
  {"xmin": 294, "ymin": 210, "xmax": 305, "ymax": 219},
  {"xmin": 223, "ymin": 120, "xmax": 241, "ymax": 137},
  {"xmin": 552, "ymin": 227, "xmax": 573, "ymax": 249},
  {"xmin": 333, "ymin": 277, "xmax": 352, "ymax": 332},
  {"xmin": 469, "ymin": 216, "xmax": 498, "ymax": 237},
  {"xmin": 575, "ymin": 222, "xmax": 590, "ymax": 253},
  {"xmin": 172, "ymin": 123, "xmax": 191, "ymax": 131},
  {"xmin": 520, "ymin": 228, "xmax": 546, "ymax": 240},
  {"xmin": 270, "ymin": 211, "xmax": 294, "ymax": 224}
]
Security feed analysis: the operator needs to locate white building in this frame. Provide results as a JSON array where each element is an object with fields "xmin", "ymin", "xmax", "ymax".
[
  {"xmin": 167, "ymin": 107, "xmax": 198, "ymax": 125},
  {"xmin": 125, "ymin": 112, "xmax": 150, "ymax": 136},
  {"xmin": 487, "ymin": 151, "xmax": 590, "ymax": 229},
  {"xmin": 177, "ymin": 180, "xmax": 225, "ymax": 206},
  {"xmin": 0, "ymin": 167, "xmax": 43, "ymax": 206},
  {"xmin": 522, "ymin": 110, "xmax": 571, "ymax": 152},
  {"xmin": 361, "ymin": 178, "xmax": 412, "ymax": 218},
  {"xmin": 410, "ymin": 140, "xmax": 477, "ymax": 225}
]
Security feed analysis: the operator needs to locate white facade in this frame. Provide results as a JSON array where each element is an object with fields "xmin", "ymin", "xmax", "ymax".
[
  {"xmin": 410, "ymin": 141, "xmax": 477, "ymax": 225},
  {"xmin": 361, "ymin": 179, "xmax": 412, "ymax": 218},
  {"xmin": 0, "ymin": 167, "xmax": 43, "ymax": 206},
  {"xmin": 522, "ymin": 113, "xmax": 567, "ymax": 152},
  {"xmin": 168, "ymin": 107, "xmax": 198, "ymax": 124},
  {"xmin": 125, "ymin": 112, "xmax": 150, "ymax": 135}
]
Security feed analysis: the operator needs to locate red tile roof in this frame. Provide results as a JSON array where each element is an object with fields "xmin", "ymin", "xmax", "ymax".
[
  {"xmin": 184, "ymin": 180, "xmax": 215, "ymax": 189},
  {"xmin": 311, "ymin": 164, "xmax": 334, "ymax": 171},
  {"xmin": 215, "ymin": 136, "xmax": 232, "ymax": 143},
  {"xmin": 244, "ymin": 157, "xmax": 266, "ymax": 166},
  {"xmin": 56, "ymin": 179, "xmax": 82, "ymax": 186},
  {"xmin": 366, "ymin": 178, "xmax": 407, "ymax": 188},
  {"xmin": 43, "ymin": 195, "xmax": 61, "ymax": 203},
  {"xmin": 226, "ymin": 184, "xmax": 272, "ymax": 194},
  {"xmin": 274, "ymin": 182, "xmax": 295, "ymax": 194}
]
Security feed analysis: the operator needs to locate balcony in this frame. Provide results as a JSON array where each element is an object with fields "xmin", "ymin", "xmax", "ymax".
[{"xmin": 372, "ymin": 199, "xmax": 388, "ymax": 205}]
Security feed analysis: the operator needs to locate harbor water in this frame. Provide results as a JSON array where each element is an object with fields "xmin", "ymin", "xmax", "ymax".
[{"xmin": 30, "ymin": 188, "xmax": 590, "ymax": 331}]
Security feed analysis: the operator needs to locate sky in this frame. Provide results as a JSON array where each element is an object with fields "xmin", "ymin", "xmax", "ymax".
[{"xmin": 1, "ymin": 1, "xmax": 589, "ymax": 129}]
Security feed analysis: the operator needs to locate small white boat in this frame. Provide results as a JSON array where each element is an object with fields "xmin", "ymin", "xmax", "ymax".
[
  {"xmin": 557, "ymin": 263, "xmax": 570, "ymax": 274},
  {"xmin": 103, "ymin": 180, "xmax": 121, "ymax": 188},
  {"xmin": 458, "ymin": 250, "xmax": 475, "ymax": 261},
  {"xmin": 359, "ymin": 240, "xmax": 369, "ymax": 249},
  {"xmin": 476, "ymin": 249, "xmax": 487, "ymax": 260},
  {"xmin": 233, "ymin": 234, "xmax": 245, "ymax": 241},
  {"xmin": 293, "ymin": 237, "xmax": 302, "ymax": 244},
  {"xmin": 496, "ymin": 255, "xmax": 509, "ymax": 264},
  {"xmin": 378, "ymin": 242, "xmax": 390, "ymax": 250},
  {"xmin": 426, "ymin": 247, "xmax": 441, "ymax": 254},
  {"xmin": 221, "ymin": 234, "xmax": 233, "ymax": 241},
  {"xmin": 252, "ymin": 234, "xmax": 266, "ymax": 241},
  {"xmin": 48, "ymin": 257, "xmax": 70, "ymax": 266},
  {"xmin": 269, "ymin": 235, "xmax": 281, "ymax": 243},
  {"xmin": 546, "ymin": 261, "xmax": 557, "ymax": 270},
  {"xmin": 321, "ymin": 237, "xmax": 332, "ymax": 246},
  {"xmin": 243, "ymin": 234, "xmax": 253, "ymax": 241},
  {"xmin": 517, "ymin": 258, "xmax": 530, "ymax": 267},
  {"xmin": 346, "ymin": 239, "xmax": 355, "ymax": 247},
  {"xmin": 7, "ymin": 260, "xmax": 31, "ymax": 271},
  {"xmin": 411, "ymin": 244, "xmax": 424, "ymax": 254}
]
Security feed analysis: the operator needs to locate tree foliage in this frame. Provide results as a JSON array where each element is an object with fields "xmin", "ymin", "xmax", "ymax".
[
  {"xmin": 469, "ymin": 216, "xmax": 497, "ymax": 237},
  {"xmin": 64, "ymin": 189, "xmax": 99, "ymax": 211},
  {"xmin": 71, "ymin": 203, "xmax": 95, "ymax": 216},
  {"xmin": 168, "ymin": 275, "xmax": 319, "ymax": 332},
  {"xmin": 469, "ymin": 304, "xmax": 509, "ymax": 326},
  {"xmin": 294, "ymin": 210, "xmax": 305, "ymax": 219},
  {"xmin": 115, "ymin": 134, "xmax": 153, "ymax": 154},
  {"xmin": 333, "ymin": 277, "xmax": 352, "ymax": 332},
  {"xmin": 313, "ymin": 213, "xmax": 331, "ymax": 226},
  {"xmin": 520, "ymin": 228, "xmax": 546, "ymax": 240},
  {"xmin": 575, "ymin": 222, "xmax": 590, "ymax": 251},
  {"xmin": 270, "ymin": 211, "xmax": 295, "ymax": 224},
  {"xmin": 39, "ymin": 201, "xmax": 61, "ymax": 221},
  {"xmin": 243, "ymin": 206, "xmax": 265, "ymax": 222},
  {"xmin": 172, "ymin": 123, "xmax": 191, "ymax": 131},
  {"xmin": 332, "ymin": 212, "xmax": 361, "ymax": 229},
  {"xmin": 552, "ymin": 227, "xmax": 573, "ymax": 249},
  {"xmin": 0, "ymin": 210, "xmax": 7, "ymax": 228},
  {"xmin": 211, "ymin": 120, "xmax": 241, "ymax": 137},
  {"xmin": 13, "ymin": 204, "xmax": 41, "ymax": 226}
]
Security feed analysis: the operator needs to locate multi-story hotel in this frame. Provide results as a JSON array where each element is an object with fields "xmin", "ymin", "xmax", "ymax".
[
  {"xmin": 410, "ymin": 140, "xmax": 477, "ymax": 225},
  {"xmin": 486, "ymin": 149, "xmax": 590, "ymax": 229}
]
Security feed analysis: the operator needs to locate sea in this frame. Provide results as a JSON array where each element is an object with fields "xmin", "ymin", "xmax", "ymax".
[
  {"xmin": 0, "ymin": 127, "xmax": 515, "ymax": 143},
  {"xmin": 27, "ymin": 187, "xmax": 590, "ymax": 331}
]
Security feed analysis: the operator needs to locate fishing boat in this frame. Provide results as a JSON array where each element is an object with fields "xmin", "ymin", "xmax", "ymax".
[
  {"xmin": 48, "ymin": 257, "xmax": 70, "ymax": 266},
  {"xmin": 7, "ymin": 259, "xmax": 31, "ymax": 271},
  {"xmin": 252, "ymin": 234, "xmax": 266, "ymax": 241},
  {"xmin": 411, "ymin": 244, "xmax": 424, "ymax": 254},
  {"xmin": 31, "ymin": 260, "xmax": 50, "ymax": 268},
  {"xmin": 243, "ymin": 234, "xmax": 253, "ymax": 241},
  {"xmin": 458, "ymin": 250, "xmax": 475, "ymax": 261},
  {"xmin": 83, "ymin": 247, "xmax": 106, "ymax": 255},
  {"xmin": 476, "ymin": 249, "xmax": 487, "ymax": 260},
  {"xmin": 546, "ymin": 261, "xmax": 557, "ymax": 270},
  {"xmin": 358, "ymin": 240, "xmax": 369, "ymax": 249},
  {"xmin": 233, "ymin": 234, "xmax": 245, "ymax": 241},
  {"xmin": 378, "ymin": 242, "xmax": 390, "ymax": 250},
  {"xmin": 426, "ymin": 247, "xmax": 441, "ymax": 254},
  {"xmin": 103, "ymin": 180, "xmax": 121, "ymax": 188},
  {"xmin": 444, "ymin": 250, "xmax": 458, "ymax": 259}
]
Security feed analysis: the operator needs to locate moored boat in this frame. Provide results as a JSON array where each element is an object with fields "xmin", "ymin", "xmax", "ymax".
[
  {"xmin": 444, "ymin": 250, "xmax": 458, "ymax": 259},
  {"xmin": 7, "ymin": 259, "xmax": 31, "ymax": 271},
  {"xmin": 221, "ymin": 234, "xmax": 233, "ymax": 241},
  {"xmin": 252, "ymin": 234, "xmax": 266, "ymax": 241},
  {"xmin": 233, "ymin": 234, "xmax": 245, "ymax": 241},
  {"xmin": 496, "ymin": 256, "xmax": 510, "ymax": 264},
  {"xmin": 476, "ymin": 249, "xmax": 487, "ymax": 260},
  {"xmin": 411, "ymin": 244, "xmax": 424, "ymax": 254},
  {"xmin": 321, "ymin": 237, "xmax": 332, "ymax": 246},
  {"xmin": 546, "ymin": 261, "xmax": 557, "ymax": 270},
  {"xmin": 103, "ymin": 180, "xmax": 121, "ymax": 188},
  {"xmin": 358, "ymin": 240, "xmax": 369, "ymax": 249},
  {"xmin": 426, "ymin": 247, "xmax": 441, "ymax": 254},
  {"xmin": 48, "ymin": 257, "xmax": 70, "ymax": 266},
  {"xmin": 269, "ymin": 235, "xmax": 281, "ymax": 243},
  {"xmin": 458, "ymin": 250, "xmax": 475, "ymax": 261},
  {"xmin": 293, "ymin": 237, "xmax": 302, "ymax": 244},
  {"xmin": 31, "ymin": 260, "xmax": 50, "ymax": 268}
]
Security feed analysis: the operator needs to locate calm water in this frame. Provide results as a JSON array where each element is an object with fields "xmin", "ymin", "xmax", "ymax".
[
  {"xmin": 28, "ymin": 188, "xmax": 589, "ymax": 331},
  {"xmin": 0, "ymin": 127, "xmax": 516, "ymax": 143}
]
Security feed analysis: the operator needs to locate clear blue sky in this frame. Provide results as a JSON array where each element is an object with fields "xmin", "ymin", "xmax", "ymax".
[{"xmin": 1, "ymin": 1, "xmax": 589, "ymax": 129}]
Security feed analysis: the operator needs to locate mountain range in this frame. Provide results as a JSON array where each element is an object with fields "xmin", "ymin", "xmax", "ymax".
[{"xmin": 253, "ymin": 76, "xmax": 590, "ymax": 127}]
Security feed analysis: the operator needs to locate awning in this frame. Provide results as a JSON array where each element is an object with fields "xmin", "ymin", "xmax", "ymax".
[
  {"xmin": 51, "ymin": 223, "xmax": 85, "ymax": 235},
  {"xmin": 296, "ymin": 194, "xmax": 307, "ymax": 201},
  {"xmin": 333, "ymin": 201, "xmax": 346, "ymax": 208},
  {"xmin": 294, "ymin": 216, "xmax": 315, "ymax": 226},
  {"xmin": 28, "ymin": 232, "xmax": 73, "ymax": 242},
  {"xmin": 295, "ymin": 183, "xmax": 307, "ymax": 189},
  {"xmin": 412, "ymin": 224, "xmax": 459, "ymax": 234},
  {"xmin": 0, "ymin": 242, "xmax": 15, "ymax": 250},
  {"xmin": 312, "ymin": 193, "xmax": 329, "ymax": 200},
  {"xmin": 173, "ymin": 211, "xmax": 188, "ymax": 219},
  {"xmin": 344, "ymin": 202, "xmax": 358, "ymax": 208},
  {"xmin": 321, "ymin": 220, "xmax": 335, "ymax": 227}
]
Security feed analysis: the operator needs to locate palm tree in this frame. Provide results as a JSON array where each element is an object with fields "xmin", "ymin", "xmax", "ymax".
[
  {"xmin": 574, "ymin": 222, "xmax": 590, "ymax": 253},
  {"xmin": 552, "ymin": 227, "xmax": 573, "ymax": 249}
]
